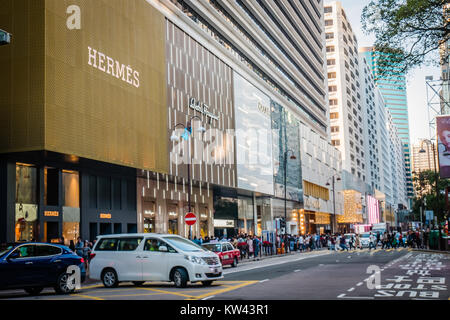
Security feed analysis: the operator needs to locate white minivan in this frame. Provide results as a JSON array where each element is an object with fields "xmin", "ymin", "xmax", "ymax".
[{"xmin": 89, "ymin": 233, "xmax": 223, "ymax": 288}]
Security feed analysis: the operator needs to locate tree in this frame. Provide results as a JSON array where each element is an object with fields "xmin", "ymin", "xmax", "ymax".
[
  {"xmin": 362, "ymin": 0, "xmax": 449, "ymax": 75},
  {"xmin": 412, "ymin": 170, "xmax": 449, "ymax": 223}
]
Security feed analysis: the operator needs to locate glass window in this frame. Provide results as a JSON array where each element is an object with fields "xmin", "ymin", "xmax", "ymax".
[
  {"xmin": 162, "ymin": 236, "xmax": 206, "ymax": 252},
  {"xmin": 226, "ymin": 243, "xmax": 234, "ymax": 251},
  {"xmin": 44, "ymin": 168, "xmax": 59, "ymax": 206},
  {"xmin": 36, "ymin": 245, "xmax": 62, "ymax": 256},
  {"xmin": 11, "ymin": 245, "xmax": 37, "ymax": 258},
  {"xmin": 324, "ymin": 6, "xmax": 332, "ymax": 13},
  {"xmin": 325, "ymin": 32, "xmax": 334, "ymax": 40},
  {"xmin": 118, "ymin": 238, "xmax": 143, "ymax": 251},
  {"xmin": 202, "ymin": 243, "xmax": 222, "ymax": 252},
  {"xmin": 325, "ymin": 19, "xmax": 333, "ymax": 26},
  {"xmin": 16, "ymin": 164, "xmax": 37, "ymax": 204},
  {"xmin": 63, "ymin": 171, "xmax": 79, "ymax": 208},
  {"xmin": 144, "ymin": 238, "xmax": 163, "ymax": 252},
  {"xmin": 95, "ymin": 238, "xmax": 118, "ymax": 251}
]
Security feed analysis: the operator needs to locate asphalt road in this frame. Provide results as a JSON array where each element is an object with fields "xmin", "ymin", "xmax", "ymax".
[{"xmin": 0, "ymin": 248, "xmax": 448, "ymax": 300}]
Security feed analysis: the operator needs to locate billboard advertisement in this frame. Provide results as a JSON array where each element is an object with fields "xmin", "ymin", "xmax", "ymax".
[{"xmin": 436, "ymin": 115, "xmax": 450, "ymax": 178}]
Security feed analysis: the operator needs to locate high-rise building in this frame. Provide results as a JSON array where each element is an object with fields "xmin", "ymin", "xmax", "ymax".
[
  {"xmin": 360, "ymin": 53, "xmax": 408, "ymax": 214},
  {"xmin": 360, "ymin": 47, "xmax": 413, "ymax": 207},
  {"xmin": 324, "ymin": 1, "xmax": 366, "ymax": 230},
  {"xmin": 412, "ymin": 140, "xmax": 438, "ymax": 174}
]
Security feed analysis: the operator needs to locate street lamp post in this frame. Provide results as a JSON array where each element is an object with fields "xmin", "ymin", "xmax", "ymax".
[
  {"xmin": 283, "ymin": 149, "xmax": 296, "ymax": 237},
  {"xmin": 419, "ymin": 139, "xmax": 441, "ymax": 250},
  {"xmin": 326, "ymin": 174, "xmax": 341, "ymax": 234},
  {"xmin": 170, "ymin": 116, "xmax": 205, "ymax": 240}
]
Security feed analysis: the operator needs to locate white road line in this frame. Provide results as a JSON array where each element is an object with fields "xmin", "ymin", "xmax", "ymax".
[
  {"xmin": 294, "ymin": 269, "xmax": 301, "ymax": 272},
  {"xmin": 202, "ymin": 296, "xmax": 215, "ymax": 300},
  {"xmin": 347, "ymin": 287, "xmax": 355, "ymax": 292},
  {"xmin": 223, "ymin": 251, "xmax": 331, "ymax": 274},
  {"xmin": 337, "ymin": 293, "xmax": 346, "ymax": 298},
  {"xmin": 259, "ymin": 279, "xmax": 269, "ymax": 283},
  {"xmin": 338, "ymin": 296, "xmax": 375, "ymax": 299},
  {"xmin": 356, "ymin": 282, "xmax": 363, "ymax": 286},
  {"xmin": 347, "ymin": 256, "xmax": 351, "ymax": 258}
]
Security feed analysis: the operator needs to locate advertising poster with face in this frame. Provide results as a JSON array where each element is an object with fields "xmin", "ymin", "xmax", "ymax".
[{"xmin": 436, "ymin": 115, "xmax": 450, "ymax": 178}]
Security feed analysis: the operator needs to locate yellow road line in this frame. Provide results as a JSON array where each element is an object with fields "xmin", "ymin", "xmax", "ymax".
[
  {"xmin": 192, "ymin": 281, "xmax": 258, "ymax": 300},
  {"xmin": 70, "ymin": 293, "xmax": 105, "ymax": 301},
  {"xmin": 140, "ymin": 287, "xmax": 197, "ymax": 299},
  {"xmin": 81, "ymin": 284, "xmax": 103, "ymax": 290},
  {"xmin": 96, "ymin": 293, "xmax": 161, "ymax": 298}
]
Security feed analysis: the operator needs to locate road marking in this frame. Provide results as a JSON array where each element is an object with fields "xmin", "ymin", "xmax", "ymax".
[
  {"xmin": 202, "ymin": 296, "xmax": 215, "ymax": 300},
  {"xmin": 294, "ymin": 269, "xmax": 301, "ymax": 272},
  {"xmin": 338, "ymin": 295, "xmax": 375, "ymax": 299},
  {"xmin": 347, "ymin": 256, "xmax": 351, "ymax": 258},
  {"xmin": 347, "ymin": 287, "xmax": 355, "ymax": 292},
  {"xmin": 97, "ymin": 292, "xmax": 162, "ymax": 298},
  {"xmin": 140, "ymin": 287, "xmax": 197, "ymax": 299},
  {"xmin": 356, "ymin": 282, "xmax": 363, "ymax": 286},
  {"xmin": 193, "ymin": 281, "xmax": 258, "ymax": 300},
  {"xmin": 223, "ymin": 251, "xmax": 330, "ymax": 274},
  {"xmin": 70, "ymin": 293, "xmax": 105, "ymax": 301},
  {"xmin": 81, "ymin": 284, "xmax": 103, "ymax": 290},
  {"xmin": 259, "ymin": 279, "xmax": 269, "ymax": 283}
]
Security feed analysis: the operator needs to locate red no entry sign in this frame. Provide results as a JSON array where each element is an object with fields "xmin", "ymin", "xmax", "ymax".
[{"xmin": 185, "ymin": 212, "xmax": 197, "ymax": 226}]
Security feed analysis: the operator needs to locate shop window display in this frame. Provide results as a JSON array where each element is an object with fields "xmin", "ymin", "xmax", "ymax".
[{"xmin": 15, "ymin": 164, "xmax": 38, "ymax": 242}]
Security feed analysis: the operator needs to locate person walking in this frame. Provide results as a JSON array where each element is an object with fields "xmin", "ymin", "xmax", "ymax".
[
  {"xmin": 82, "ymin": 240, "xmax": 91, "ymax": 270},
  {"xmin": 69, "ymin": 240, "xmax": 76, "ymax": 252},
  {"xmin": 339, "ymin": 234, "xmax": 349, "ymax": 251},
  {"xmin": 355, "ymin": 234, "xmax": 361, "ymax": 250},
  {"xmin": 75, "ymin": 237, "xmax": 84, "ymax": 257},
  {"xmin": 253, "ymin": 236, "xmax": 261, "ymax": 261},
  {"xmin": 349, "ymin": 235, "xmax": 355, "ymax": 250},
  {"xmin": 247, "ymin": 236, "xmax": 254, "ymax": 259},
  {"xmin": 368, "ymin": 232, "xmax": 376, "ymax": 250}
]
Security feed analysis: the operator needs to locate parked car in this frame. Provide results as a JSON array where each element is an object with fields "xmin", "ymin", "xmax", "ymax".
[
  {"xmin": 202, "ymin": 242, "xmax": 240, "ymax": 267},
  {"xmin": 89, "ymin": 234, "xmax": 223, "ymax": 288},
  {"xmin": 344, "ymin": 233, "xmax": 356, "ymax": 245},
  {"xmin": 360, "ymin": 232, "xmax": 371, "ymax": 248},
  {"xmin": 0, "ymin": 242, "xmax": 86, "ymax": 296}
]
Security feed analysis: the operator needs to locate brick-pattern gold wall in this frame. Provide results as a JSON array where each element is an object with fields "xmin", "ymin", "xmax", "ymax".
[
  {"xmin": 44, "ymin": 0, "xmax": 168, "ymax": 173},
  {"xmin": 0, "ymin": 0, "xmax": 168, "ymax": 174},
  {"xmin": 166, "ymin": 20, "xmax": 236, "ymax": 187},
  {"xmin": 0, "ymin": 0, "xmax": 46, "ymax": 152}
]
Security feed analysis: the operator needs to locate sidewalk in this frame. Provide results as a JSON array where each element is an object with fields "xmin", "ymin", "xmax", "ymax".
[{"xmin": 411, "ymin": 248, "xmax": 450, "ymax": 254}]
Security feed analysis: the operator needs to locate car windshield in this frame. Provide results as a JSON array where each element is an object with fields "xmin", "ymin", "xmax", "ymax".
[
  {"xmin": 361, "ymin": 234, "xmax": 370, "ymax": 238},
  {"xmin": 163, "ymin": 237, "xmax": 206, "ymax": 252},
  {"xmin": 202, "ymin": 243, "xmax": 222, "ymax": 252},
  {"xmin": 0, "ymin": 246, "xmax": 13, "ymax": 258}
]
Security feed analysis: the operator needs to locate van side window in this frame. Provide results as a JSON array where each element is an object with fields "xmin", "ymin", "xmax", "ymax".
[
  {"xmin": 118, "ymin": 238, "xmax": 143, "ymax": 251},
  {"xmin": 144, "ymin": 238, "xmax": 162, "ymax": 252},
  {"xmin": 96, "ymin": 238, "xmax": 118, "ymax": 251}
]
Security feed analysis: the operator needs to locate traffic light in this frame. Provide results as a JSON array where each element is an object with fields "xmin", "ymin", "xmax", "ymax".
[
  {"xmin": 0, "ymin": 29, "xmax": 11, "ymax": 45},
  {"xmin": 280, "ymin": 218, "xmax": 286, "ymax": 229}
]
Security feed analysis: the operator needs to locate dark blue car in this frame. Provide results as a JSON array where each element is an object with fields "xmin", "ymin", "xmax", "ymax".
[{"xmin": 0, "ymin": 242, "xmax": 86, "ymax": 295}]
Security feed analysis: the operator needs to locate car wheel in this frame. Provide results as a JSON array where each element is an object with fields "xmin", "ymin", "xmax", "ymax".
[
  {"xmin": 202, "ymin": 281, "xmax": 213, "ymax": 286},
  {"xmin": 173, "ymin": 268, "xmax": 188, "ymax": 288},
  {"xmin": 54, "ymin": 273, "xmax": 76, "ymax": 295},
  {"xmin": 25, "ymin": 287, "xmax": 43, "ymax": 296},
  {"xmin": 231, "ymin": 257, "xmax": 238, "ymax": 268},
  {"xmin": 132, "ymin": 281, "xmax": 145, "ymax": 286},
  {"xmin": 102, "ymin": 269, "xmax": 119, "ymax": 288}
]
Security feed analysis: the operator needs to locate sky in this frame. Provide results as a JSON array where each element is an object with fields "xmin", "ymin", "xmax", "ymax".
[{"xmin": 334, "ymin": 0, "xmax": 441, "ymax": 144}]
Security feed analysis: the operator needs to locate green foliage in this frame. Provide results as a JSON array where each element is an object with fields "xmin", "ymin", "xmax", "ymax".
[
  {"xmin": 362, "ymin": 0, "xmax": 449, "ymax": 75},
  {"xmin": 412, "ymin": 170, "xmax": 449, "ymax": 222}
]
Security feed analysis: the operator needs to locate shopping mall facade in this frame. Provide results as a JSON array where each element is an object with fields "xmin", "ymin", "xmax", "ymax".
[{"xmin": 0, "ymin": 0, "xmax": 344, "ymax": 244}]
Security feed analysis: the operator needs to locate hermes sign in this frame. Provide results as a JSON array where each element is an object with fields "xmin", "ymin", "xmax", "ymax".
[{"xmin": 88, "ymin": 46, "xmax": 140, "ymax": 88}]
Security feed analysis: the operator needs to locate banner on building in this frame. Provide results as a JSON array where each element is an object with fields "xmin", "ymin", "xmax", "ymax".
[
  {"xmin": 436, "ymin": 115, "xmax": 450, "ymax": 178},
  {"xmin": 367, "ymin": 195, "xmax": 380, "ymax": 224}
]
